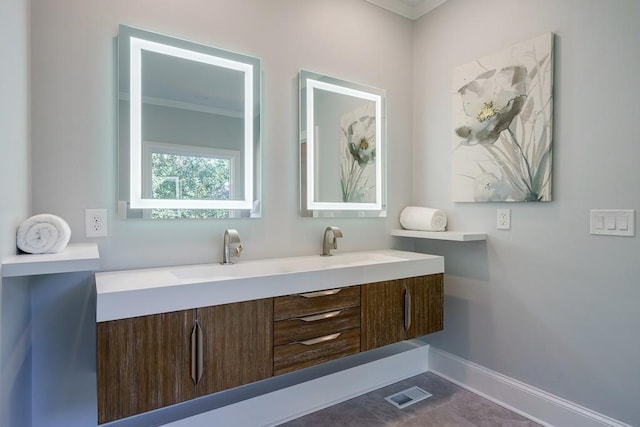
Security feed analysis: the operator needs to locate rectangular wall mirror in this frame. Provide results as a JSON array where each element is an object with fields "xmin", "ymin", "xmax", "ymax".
[
  {"xmin": 118, "ymin": 25, "xmax": 261, "ymax": 219},
  {"xmin": 299, "ymin": 70, "xmax": 386, "ymax": 218}
]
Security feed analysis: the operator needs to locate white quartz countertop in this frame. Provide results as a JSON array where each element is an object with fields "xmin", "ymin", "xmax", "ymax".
[{"xmin": 96, "ymin": 249, "xmax": 444, "ymax": 322}]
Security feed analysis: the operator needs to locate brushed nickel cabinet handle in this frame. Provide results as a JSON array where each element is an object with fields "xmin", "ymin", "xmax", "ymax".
[
  {"xmin": 404, "ymin": 288, "xmax": 412, "ymax": 332},
  {"xmin": 191, "ymin": 323, "xmax": 197, "ymax": 384},
  {"xmin": 196, "ymin": 321, "xmax": 203, "ymax": 384},
  {"xmin": 191, "ymin": 321, "xmax": 204, "ymax": 385},
  {"xmin": 297, "ymin": 310, "xmax": 342, "ymax": 322},
  {"xmin": 299, "ymin": 288, "xmax": 342, "ymax": 298},
  {"xmin": 297, "ymin": 332, "xmax": 341, "ymax": 346}
]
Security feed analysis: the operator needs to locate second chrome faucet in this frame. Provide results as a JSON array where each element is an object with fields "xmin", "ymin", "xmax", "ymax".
[
  {"xmin": 322, "ymin": 226, "xmax": 343, "ymax": 256},
  {"xmin": 222, "ymin": 229, "xmax": 243, "ymax": 264}
]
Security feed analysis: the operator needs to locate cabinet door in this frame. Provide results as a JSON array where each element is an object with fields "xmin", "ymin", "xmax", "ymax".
[
  {"xmin": 361, "ymin": 274, "xmax": 444, "ymax": 352},
  {"xmin": 406, "ymin": 274, "xmax": 444, "ymax": 338},
  {"xmin": 195, "ymin": 298, "xmax": 273, "ymax": 396},
  {"xmin": 361, "ymin": 280, "xmax": 405, "ymax": 351},
  {"xmin": 97, "ymin": 310, "xmax": 195, "ymax": 424}
]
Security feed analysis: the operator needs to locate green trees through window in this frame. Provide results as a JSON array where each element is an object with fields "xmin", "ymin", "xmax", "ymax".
[{"xmin": 151, "ymin": 153, "xmax": 232, "ymax": 219}]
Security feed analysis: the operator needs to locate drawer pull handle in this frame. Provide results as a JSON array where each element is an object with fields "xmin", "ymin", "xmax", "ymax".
[
  {"xmin": 298, "ymin": 310, "xmax": 342, "ymax": 322},
  {"xmin": 299, "ymin": 288, "xmax": 342, "ymax": 298},
  {"xmin": 297, "ymin": 332, "xmax": 341, "ymax": 346}
]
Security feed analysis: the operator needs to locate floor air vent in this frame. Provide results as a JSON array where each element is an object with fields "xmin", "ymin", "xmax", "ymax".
[{"xmin": 384, "ymin": 386, "xmax": 432, "ymax": 409}]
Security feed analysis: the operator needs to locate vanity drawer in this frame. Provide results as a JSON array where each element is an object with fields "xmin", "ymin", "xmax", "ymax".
[
  {"xmin": 273, "ymin": 328, "xmax": 361, "ymax": 375},
  {"xmin": 274, "ymin": 286, "xmax": 360, "ymax": 321},
  {"xmin": 273, "ymin": 306, "xmax": 360, "ymax": 346}
]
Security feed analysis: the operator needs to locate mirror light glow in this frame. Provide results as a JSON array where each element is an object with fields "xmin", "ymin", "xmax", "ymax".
[
  {"xmin": 305, "ymin": 78, "xmax": 383, "ymax": 211},
  {"xmin": 129, "ymin": 37, "xmax": 254, "ymax": 210}
]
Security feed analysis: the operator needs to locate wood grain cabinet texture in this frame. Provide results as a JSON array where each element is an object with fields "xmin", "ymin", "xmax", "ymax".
[
  {"xmin": 361, "ymin": 274, "xmax": 443, "ymax": 351},
  {"xmin": 97, "ymin": 310, "xmax": 195, "ymax": 424},
  {"xmin": 273, "ymin": 286, "xmax": 361, "ymax": 375},
  {"xmin": 195, "ymin": 299, "xmax": 273, "ymax": 397},
  {"xmin": 96, "ymin": 274, "xmax": 443, "ymax": 423},
  {"xmin": 96, "ymin": 298, "xmax": 272, "ymax": 424}
]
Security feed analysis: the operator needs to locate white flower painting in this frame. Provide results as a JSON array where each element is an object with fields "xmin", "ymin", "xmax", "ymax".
[
  {"xmin": 452, "ymin": 33, "xmax": 554, "ymax": 202},
  {"xmin": 340, "ymin": 102, "xmax": 376, "ymax": 203}
]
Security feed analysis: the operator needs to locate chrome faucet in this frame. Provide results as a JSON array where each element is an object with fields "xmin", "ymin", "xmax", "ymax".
[
  {"xmin": 222, "ymin": 229, "xmax": 243, "ymax": 264},
  {"xmin": 322, "ymin": 226, "xmax": 343, "ymax": 256}
]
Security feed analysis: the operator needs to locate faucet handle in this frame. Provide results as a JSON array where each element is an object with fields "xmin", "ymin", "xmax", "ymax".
[
  {"xmin": 234, "ymin": 244, "xmax": 243, "ymax": 256},
  {"xmin": 222, "ymin": 229, "xmax": 243, "ymax": 264}
]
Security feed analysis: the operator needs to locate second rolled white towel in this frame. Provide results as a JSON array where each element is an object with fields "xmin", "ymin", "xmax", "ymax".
[
  {"xmin": 16, "ymin": 214, "xmax": 72, "ymax": 254},
  {"xmin": 399, "ymin": 206, "xmax": 447, "ymax": 232}
]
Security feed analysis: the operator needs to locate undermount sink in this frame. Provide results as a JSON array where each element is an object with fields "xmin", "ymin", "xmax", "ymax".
[{"xmin": 95, "ymin": 249, "xmax": 444, "ymax": 322}]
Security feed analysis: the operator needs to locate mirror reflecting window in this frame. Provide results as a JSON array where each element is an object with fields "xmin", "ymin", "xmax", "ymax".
[
  {"xmin": 299, "ymin": 70, "xmax": 386, "ymax": 217},
  {"xmin": 118, "ymin": 25, "xmax": 261, "ymax": 219}
]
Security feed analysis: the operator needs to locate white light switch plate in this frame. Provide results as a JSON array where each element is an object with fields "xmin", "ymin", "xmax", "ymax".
[{"xmin": 590, "ymin": 210, "xmax": 634, "ymax": 237}]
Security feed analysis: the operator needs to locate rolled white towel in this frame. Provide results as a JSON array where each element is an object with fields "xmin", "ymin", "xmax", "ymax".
[
  {"xmin": 16, "ymin": 214, "xmax": 71, "ymax": 254},
  {"xmin": 399, "ymin": 206, "xmax": 447, "ymax": 232}
]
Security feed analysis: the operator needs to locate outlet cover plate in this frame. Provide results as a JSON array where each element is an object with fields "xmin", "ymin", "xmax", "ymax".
[
  {"xmin": 86, "ymin": 208, "xmax": 108, "ymax": 238},
  {"xmin": 497, "ymin": 208, "xmax": 511, "ymax": 230}
]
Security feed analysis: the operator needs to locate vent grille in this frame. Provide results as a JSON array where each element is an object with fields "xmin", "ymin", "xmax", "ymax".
[{"xmin": 384, "ymin": 386, "xmax": 432, "ymax": 409}]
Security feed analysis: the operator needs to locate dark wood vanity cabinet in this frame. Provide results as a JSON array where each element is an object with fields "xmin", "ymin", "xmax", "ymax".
[
  {"xmin": 273, "ymin": 286, "xmax": 361, "ymax": 375},
  {"xmin": 97, "ymin": 274, "xmax": 442, "ymax": 423},
  {"xmin": 97, "ymin": 298, "xmax": 273, "ymax": 424},
  {"xmin": 361, "ymin": 274, "xmax": 443, "ymax": 351},
  {"xmin": 97, "ymin": 310, "xmax": 195, "ymax": 423},
  {"xmin": 195, "ymin": 299, "xmax": 273, "ymax": 397},
  {"xmin": 405, "ymin": 274, "xmax": 444, "ymax": 337}
]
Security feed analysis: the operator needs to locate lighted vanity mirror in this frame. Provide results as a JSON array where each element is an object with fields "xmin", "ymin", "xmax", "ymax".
[
  {"xmin": 117, "ymin": 25, "xmax": 261, "ymax": 219},
  {"xmin": 299, "ymin": 70, "xmax": 386, "ymax": 218}
]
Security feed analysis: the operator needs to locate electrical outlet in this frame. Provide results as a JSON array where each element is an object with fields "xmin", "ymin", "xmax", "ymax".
[
  {"xmin": 86, "ymin": 208, "xmax": 108, "ymax": 237},
  {"xmin": 497, "ymin": 208, "xmax": 511, "ymax": 230}
]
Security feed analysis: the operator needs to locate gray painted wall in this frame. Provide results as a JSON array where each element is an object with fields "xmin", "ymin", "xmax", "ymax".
[
  {"xmin": 412, "ymin": 0, "xmax": 640, "ymax": 424},
  {"xmin": 30, "ymin": 0, "xmax": 414, "ymax": 272},
  {"xmin": 27, "ymin": 1, "xmax": 413, "ymax": 426},
  {"xmin": 0, "ymin": 0, "xmax": 31, "ymax": 426}
]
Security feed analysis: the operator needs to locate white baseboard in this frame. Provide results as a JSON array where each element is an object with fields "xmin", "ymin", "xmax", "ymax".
[
  {"xmin": 428, "ymin": 347, "xmax": 632, "ymax": 427},
  {"xmin": 162, "ymin": 343, "xmax": 430, "ymax": 427}
]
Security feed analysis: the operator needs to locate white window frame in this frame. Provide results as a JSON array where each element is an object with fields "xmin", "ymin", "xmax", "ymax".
[{"xmin": 142, "ymin": 141, "xmax": 240, "ymax": 204}]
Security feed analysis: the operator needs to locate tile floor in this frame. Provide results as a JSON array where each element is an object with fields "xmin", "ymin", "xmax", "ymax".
[{"xmin": 278, "ymin": 372, "xmax": 541, "ymax": 426}]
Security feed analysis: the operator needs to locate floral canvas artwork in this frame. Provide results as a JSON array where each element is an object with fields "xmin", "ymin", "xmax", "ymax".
[
  {"xmin": 340, "ymin": 102, "xmax": 376, "ymax": 203},
  {"xmin": 452, "ymin": 33, "xmax": 554, "ymax": 202}
]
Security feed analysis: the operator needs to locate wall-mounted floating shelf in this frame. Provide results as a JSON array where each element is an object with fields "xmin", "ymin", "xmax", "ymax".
[
  {"xmin": 391, "ymin": 229, "xmax": 487, "ymax": 242},
  {"xmin": 1, "ymin": 243, "xmax": 100, "ymax": 277}
]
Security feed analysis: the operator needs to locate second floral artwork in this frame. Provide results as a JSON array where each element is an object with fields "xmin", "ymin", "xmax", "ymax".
[
  {"xmin": 340, "ymin": 102, "xmax": 377, "ymax": 203},
  {"xmin": 452, "ymin": 33, "xmax": 554, "ymax": 202}
]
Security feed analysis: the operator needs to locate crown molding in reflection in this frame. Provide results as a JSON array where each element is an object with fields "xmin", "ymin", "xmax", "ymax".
[
  {"xmin": 365, "ymin": 0, "xmax": 449, "ymax": 20},
  {"xmin": 119, "ymin": 92, "xmax": 243, "ymax": 119}
]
